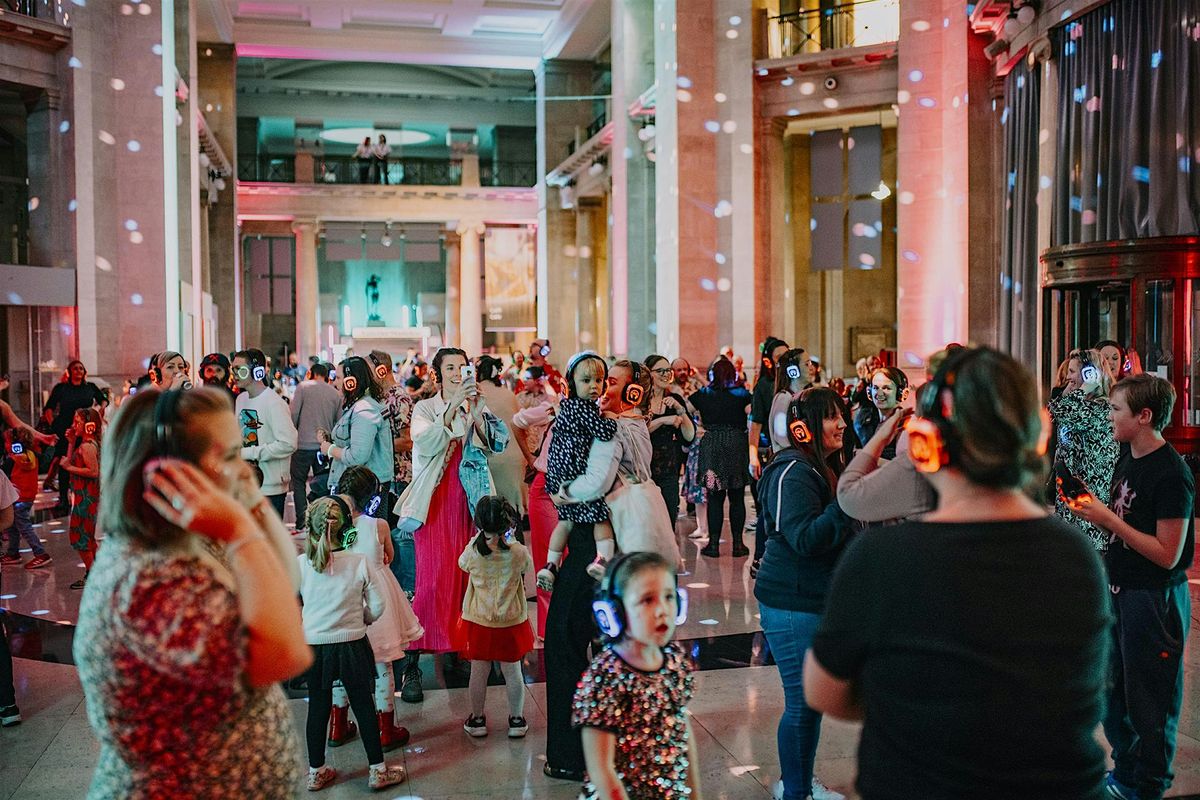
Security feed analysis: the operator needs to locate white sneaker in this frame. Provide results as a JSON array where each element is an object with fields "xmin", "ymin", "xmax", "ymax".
[
  {"xmin": 745, "ymin": 516, "xmax": 758, "ymax": 531},
  {"xmin": 811, "ymin": 776, "xmax": 845, "ymax": 800}
]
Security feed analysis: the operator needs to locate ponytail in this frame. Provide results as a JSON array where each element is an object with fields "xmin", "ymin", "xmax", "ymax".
[{"xmin": 304, "ymin": 497, "xmax": 343, "ymax": 573}]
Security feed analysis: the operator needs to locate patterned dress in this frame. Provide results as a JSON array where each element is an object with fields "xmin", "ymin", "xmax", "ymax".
[
  {"xmin": 382, "ymin": 384, "xmax": 414, "ymax": 485},
  {"xmin": 573, "ymin": 643, "xmax": 695, "ymax": 799},
  {"xmin": 73, "ymin": 537, "xmax": 300, "ymax": 798},
  {"xmin": 546, "ymin": 397, "xmax": 618, "ymax": 524},
  {"xmin": 69, "ymin": 441, "xmax": 100, "ymax": 554},
  {"xmin": 1048, "ymin": 389, "xmax": 1119, "ymax": 549}
]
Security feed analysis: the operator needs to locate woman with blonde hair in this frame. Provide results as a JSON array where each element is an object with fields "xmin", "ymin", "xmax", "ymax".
[
  {"xmin": 74, "ymin": 388, "xmax": 310, "ymax": 798},
  {"xmin": 1048, "ymin": 348, "xmax": 1119, "ymax": 549}
]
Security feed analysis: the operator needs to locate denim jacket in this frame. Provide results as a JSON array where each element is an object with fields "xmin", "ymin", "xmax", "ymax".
[{"xmin": 395, "ymin": 393, "xmax": 509, "ymax": 529}]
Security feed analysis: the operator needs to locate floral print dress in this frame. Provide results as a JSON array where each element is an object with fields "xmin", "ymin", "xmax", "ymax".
[
  {"xmin": 74, "ymin": 537, "xmax": 300, "ymax": 799},
  {"xmin": 1048, "ymin": 389, "xmax": 1119, "ymax": 549}
]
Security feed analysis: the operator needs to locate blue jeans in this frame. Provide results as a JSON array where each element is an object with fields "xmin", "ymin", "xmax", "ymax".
[
  {"xmin": 1104, "ymin": 583, "xmax": 1191, "ymax": 800},
  {"xmin": 4, "ymin": 503, "xmax": 44, "ymax": 557},
  {"xmin": 389, "ymin": 528, "xmax": 416, "ymax": 595},
  {"xmin": 759, "ymin": 603, "xmax": 823, "ymax": 800}
]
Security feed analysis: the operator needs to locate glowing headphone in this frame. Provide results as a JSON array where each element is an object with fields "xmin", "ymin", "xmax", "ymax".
[
  {"xmin": 532, "ymin": 339, "xmax": 552, "ymax": 358},
  {"xmin": 591, "ymin": 553, "xmax": 689, "ymax": 640},
  {"xmin": 785, "ymin": 364, "xmax": 802, "ymax": 381},
  {"xmin": 341, "ymin": 356, "xmax": 371, "ymax": 396},
  {"xmin": 788, "ymin": 417, "xmax": 813, "ymax": 445},
  {"xmin": 621, "ymin": 363, "xmax": 646, "ymax": 407},
  {"xmin": 1074, "ymin": 349, "xmax": 1101, "ymax": 385},
  {"xmin": 83, "ymin": 421, "xmax": 97, "ymax": 436},
  {"xmin": 368, "ymin": 352, "xmax": 391, "ymax": 382},
  {"xmin": 10, "ymin": 442, "xmax": 24, "ymax": 455},
  {"xmin": 335, "ymin": 470, "xmax": 383, "ymax": 519},
  {"xmin": 328, "ymin": 495, "xmax": 358, "ymax": 548},
  {"xmin": 905, "ymin": 349, "xmax": 1051, "ymax": 474}
]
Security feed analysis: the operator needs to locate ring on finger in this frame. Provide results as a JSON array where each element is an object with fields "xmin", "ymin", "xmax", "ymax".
[{"xmin": 171, "ymin": 495, "xmax": 187, "ymax": 511}]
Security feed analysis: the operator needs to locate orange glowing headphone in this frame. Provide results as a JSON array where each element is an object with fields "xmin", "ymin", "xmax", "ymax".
[
  {"xmin": 906, "ymin": 349, "xmax": 1050, "ymax": 474},
  {"xmin": 621, "ymin": 363, "xmax": 646, "ymax": 407},
  {"xmin": 788, "ymin": 417, "xmax": 813, "ymax": 444},
  {"xmin": 368, "ymin": 352, "xmax": 390, "ymax": 382}
]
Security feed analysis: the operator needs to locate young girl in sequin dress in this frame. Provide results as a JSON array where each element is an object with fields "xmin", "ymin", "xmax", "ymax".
[
  {"xmin": 537, "ymin": 352, "xmax": 617, "ymax": 591},
  {"xmin": 573, "ymin": 552, "xmax": 700, "ymax": 800},
  {"xmin": 60, "ymin": 407, "xmax": 102, "ymax": 590}
]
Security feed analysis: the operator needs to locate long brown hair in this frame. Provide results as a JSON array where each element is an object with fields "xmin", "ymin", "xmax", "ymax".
[{"xmin": 786, "ymin": 387, "xmax": 849, "ymax": 490}]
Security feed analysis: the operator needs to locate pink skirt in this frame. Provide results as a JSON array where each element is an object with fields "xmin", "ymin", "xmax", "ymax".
[
  {"xmin": 409, "ymin": 446, "xmax": 474, "ymax": 652},
  {"xmin": 451, "ymin": 618, "xmax": 535, "ymax": 663}
]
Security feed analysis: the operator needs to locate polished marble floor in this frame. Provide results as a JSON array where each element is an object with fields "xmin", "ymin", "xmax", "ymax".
[{"xmin": 3, "ymin": 496, "xmax": 1200, "ymax": 798}]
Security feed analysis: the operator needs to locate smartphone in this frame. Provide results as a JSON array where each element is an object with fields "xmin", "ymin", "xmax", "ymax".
[
  {"xmin": 460, "ymin": 364, "xmax": 476, "ymax": 380},
  {"xmin": 1054, "ymin": 461, "xmax": 1090, "ymax": 502}
]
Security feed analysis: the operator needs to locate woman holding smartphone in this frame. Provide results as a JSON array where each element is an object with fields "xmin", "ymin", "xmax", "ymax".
[{"xmin": 396, "ymin": 348, "xmax": 509, "ymax": 657}]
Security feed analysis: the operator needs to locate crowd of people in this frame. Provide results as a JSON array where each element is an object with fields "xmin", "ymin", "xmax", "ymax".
[{"xmin": 0, "ymin": 332, "xmax": 1192, "ymax": 800}]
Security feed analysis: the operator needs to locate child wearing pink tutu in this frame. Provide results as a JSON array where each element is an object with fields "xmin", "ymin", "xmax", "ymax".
[
  {"xmin": 452, "ymin": 496, "xmax": 534, "ymax": 739},
  {"xmin": 334, "ymin": 466, "xmax": 424, "ymax": 752}
]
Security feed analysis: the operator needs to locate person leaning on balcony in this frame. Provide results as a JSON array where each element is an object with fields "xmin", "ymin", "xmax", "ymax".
[
  {"xmin": 355, "ymin": 136, "xmax": 373, "ymax": 183},
  {"xmin": 373, "ymin": 135, "xmax": 391, "ymax": 185}
]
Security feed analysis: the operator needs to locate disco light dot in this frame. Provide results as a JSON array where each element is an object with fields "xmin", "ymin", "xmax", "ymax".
[
  {"xmin": 110, "ymin": 78, "xmax": 126, "ymax": 91},
  {"xmin": 6, "ymin": 292, "xmax": 21, "ymax": 303},
  {"xmin": 127, "ymin": 140, "xmax": 141, "ymax": 152},
  {"xmin": 72, "ymin": 0, "xmax": 86, "ymax": 5},
  {"xmin": 729, "ymin": 15, "xmax": 741, "ymax": 25},
  {"xmin": 1150, "ymin": 51, "xmax": 1163, "ymax": 68},
  {"xmin": 96, "ymin": 256, "xmax": 112, "ymax": 271},
  {"xmin": 124, "ymin": 219, "xmax": 139, "ymax": 231},
  {"xmin": 725, "ymin": 29, "xmax": 738, "ymax": 39},
  {"xmin": 32, "ymin": 609, "xmax": 49, "ymax": 615},
  {"xmin": 130, "ymin": 231, "xmax": 144, "ymax": 244},
  {"xmin": 1081, "ymin": 209, "xmax": 1097, "ymax": 225},
  {"xmin": 1061, "ymin": 9, "xmax": 1073, "ymax": 20},
  {"xmin": 1039, "ymin": 175, "xmax": 1052, "ymax": 190},
  {"xmin": 28, "ymin": 197, "xmax": 39, "ymax": 211},
  {"xmin": 714, "ymin": 253, "xmax": 726, "ymax": 264},
  {"xmin": 1039, "ymin": 129, "xmax": 1051, "ymax": 144},
  {"xmin": 98, "ymin": 130, "xmax": 116, "ymax": 145},
  {"xmin": 714, "ymin": 200, "xmax": 732, "ymax": 217},
  {"xmin": 154, "ymin": 85, "xmax": 164, "ymax": 97},
  {"xmin": 686, "ymin": 582, "xmax": 709, "ymax": 589},
  {"xmin": 699, "ymin": 619, "xmax": 719, "ymax": 625},
  {"xmin": 677, "ymin": 89, "xmax": 692, "ymax": 102},
  {"xmin": 138, "ymin": 3, "xmax": 151, "ymax": 14},
  {"xmin": 676, "ymin": 76, "xmax": 692, "ymax": 89},
  {"xmin": 722, "ymin": 120, "xmax": 737, "ymax": 134},
  {"xmin": 68, "ymin": 199, "xmax": 78, "ymax": 211},
  {"xmin": 121, "ymin": 3, "xmax": 133, "ymax": 13},
  {"xmin": 704, "ymin": 120, "xmax": 720, "ymax": 133},
  {"xmin": 787, "ymin": 108, "xmax": 800, "ymax": 116},
  {"xmin": 909, "ymin": 70, "xmax": 924, "ymax": 82},
  {"xmin": 810, "ymin": 218, "xmax": 818, "ymax": 231},
  {"xmin": 781, "ymin": 76, "xmax": 794, "ymax": 87},
  {"xmin": 823, "ymin": 97, "xmax": 839, "ymax": 109},
  {"xmin": 0, "ymin": 595, "xmax": 14, "ymax": 600},
  {"xmin": 563, "ymin": 244, "xmax": 578, "ymax": 257},
  {"xmin": 68, "ymin": 56, "xmax": 82, "ymax": 68},
  {"xmin": 623, "ymin": 147, "xmax": 633, "ymax": 159},
  {"xmin": 911, "ymin": 19, "xmax": 931, "ymax": 31},
  {"xmin": 918, "ymin": 97, "xmax": 936, "ymax": 108},
  {"xmin": 859, "ymin": 254, "xmax": 876, "ymax": 267},
  {"xmin": 152, "ymin": 43, "xmax": 162, "ymax": 55},
  {"xmin": 757, "ymin": 68, "xmax": 768, "ymax": 76},
  {"xmin": 59, "ymin": 120, "xmax": 70, "ymax": 133},
  {"xmin": 700, "ymin": 278, "xmax": 716, "ymax": 291},
  {"xmin": 902, "ymin": 249, "xmax": 920, "ymax": 262},
  {"xmin": 714, "ymin": 92, "xmax": 727, "ymax": 103},
  {"xmin": 131, "ymin": 293, "xmax": 144, "ymax": 305},
  {"xmin": 739, "ymin": 143, "xmax": 753, "ymax": 155},
  {"xmin": 897, "ymin": 90, "xmax": 911, "ymax": 104}
]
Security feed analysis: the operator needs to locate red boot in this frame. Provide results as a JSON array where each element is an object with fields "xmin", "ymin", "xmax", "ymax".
[
  {"xmin": 377, "ymin": 709, "xmax": 411, "ymax": 751},
  {"xmin": 327, "ymin": 704, "xmax": 357, "ymax": 747}
]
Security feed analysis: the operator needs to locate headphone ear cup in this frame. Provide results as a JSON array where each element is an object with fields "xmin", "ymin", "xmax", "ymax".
[
  {"xmin": 675, "ymin": 587, "xmax": 689, "ymax": 626},
  {"xmin": 906, "ymin": 417, "xmax": 949, "ymax": 473},
  {"xmin": 592, "ymin": 599, "xmax": 623, "ymax": 638},
  {"xmin": 623, "ymin": 382, "xmax": 644, "ymax": 406}
]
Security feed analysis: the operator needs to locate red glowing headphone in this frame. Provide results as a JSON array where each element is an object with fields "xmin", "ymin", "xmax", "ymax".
[
  {"xmin": 621, "ymin": 363, "xmax": 646, "ymax": 407},
  {"xmin": 788, "ymin": 418, "xmax": 812, "ymax": 444}
]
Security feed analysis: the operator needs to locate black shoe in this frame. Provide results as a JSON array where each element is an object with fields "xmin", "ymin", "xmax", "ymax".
[
  {"xmin": 50, "ymin": 505, "xmax": 70, "ymax": 518},
  {"xmin": 749, "ymin": 559, "xmax": 762, "ymax": 579},
  {"xmin": 69, "ymin": 576, "xmax": 87, "ymax": 590},
  {"xmin": 700, "ymin": 544, "xmax": 721, "ymax": 558},
  {"xmin": 731, "ymin": 543, "xmax": 750, "ymax": 558},
  {"xmin": 543, "ymin": 763, "xmax": 585, "ymax": 782},
  {"xmin": 401, "ymin": 661, "xmax": 424, "ymax": 703}
]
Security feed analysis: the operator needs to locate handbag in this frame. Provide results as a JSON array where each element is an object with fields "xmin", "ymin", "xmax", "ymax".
[{"xmin": 605, "ymin": 425, "xmax": 681, "ymax": 565}]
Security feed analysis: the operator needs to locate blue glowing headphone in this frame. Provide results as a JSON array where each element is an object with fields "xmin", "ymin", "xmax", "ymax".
[{"xmin": 591, "ymin": 553, "xmax": 688, "ymax": 640}]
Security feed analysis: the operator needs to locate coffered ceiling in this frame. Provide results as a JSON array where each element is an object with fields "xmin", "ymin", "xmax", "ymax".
[{"xmin": 197, "ymin": 0, "xmax": 610, "ymax": 70}]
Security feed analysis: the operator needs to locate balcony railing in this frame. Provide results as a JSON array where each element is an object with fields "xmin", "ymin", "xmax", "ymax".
[
  {"xmin": 238, "ymin": 153, "xmax": 537, "ymax": 188},
  {"xmin": 768, "ymin": 0, "xmax": 899, "ymax": 59}
]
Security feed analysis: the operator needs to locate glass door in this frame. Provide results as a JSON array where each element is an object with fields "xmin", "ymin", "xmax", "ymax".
[{"xmin": 1044, "ymin": 281, "xmax": 1131, "ymax": 388}]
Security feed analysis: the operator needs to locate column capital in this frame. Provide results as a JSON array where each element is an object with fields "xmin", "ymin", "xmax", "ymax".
[
  {"xmin": 455, "ymin": 219, "xmax": 485, "ymax": 238},
  {"xmin": 291, "ymin": 218, "xmax": 318, "ymax": 234}
]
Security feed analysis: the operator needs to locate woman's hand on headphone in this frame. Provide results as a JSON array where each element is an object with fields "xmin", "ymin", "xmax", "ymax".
[{"xmin": 143, "ymin": 458, "xmax": 255, "ymax": 542}]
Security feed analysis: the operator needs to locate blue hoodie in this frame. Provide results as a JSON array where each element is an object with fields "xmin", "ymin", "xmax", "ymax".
[{"xmin": 753, "ymin": 447, "xmax": 857, "ymax": 614}]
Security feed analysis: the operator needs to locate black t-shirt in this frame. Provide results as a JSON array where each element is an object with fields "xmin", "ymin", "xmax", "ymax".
[
  {"xmin": 690, "ymin": 387, "xmax": 751, "ymax": 430},
  {"xmin": 45, "ymin": 381, "xmax": 104, "ymax": 435},
  {"xmin": 1104, "ymin": 441, "xmax": 1195, "ymax": 589},
  {"xmin": 750, "ymin": 375, "xmax": 774, "ymax": 426},
  {"xmin": 812, "ymin": 518, "xmax": 1110, "ymax": 800}
]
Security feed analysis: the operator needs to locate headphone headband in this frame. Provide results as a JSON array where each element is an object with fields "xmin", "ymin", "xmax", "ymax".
[
  {"xmin": 591, "ymin": 552, "xmax": 687, "ymax": 640},
  {"xmin": 153, "ymin": 389, "xmax": 185, "ymax": 457}
]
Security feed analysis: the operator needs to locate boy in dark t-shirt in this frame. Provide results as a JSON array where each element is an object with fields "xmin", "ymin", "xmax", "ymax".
[{"xmin": 1071, "ymin": 374, "xmax": 1194, "ymax": 800}]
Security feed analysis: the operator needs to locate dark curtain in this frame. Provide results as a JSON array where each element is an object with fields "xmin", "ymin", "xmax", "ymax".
[
  {"xmin": 1052, "ymin": 0, "xmax": 1200, "ymax": 245},
  {"xmin": 999, "ymin": 59, "xmax": 1041, "ymax": 365}
]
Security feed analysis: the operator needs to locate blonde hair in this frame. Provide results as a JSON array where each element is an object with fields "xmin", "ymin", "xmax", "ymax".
[
  {"xmin": 303, "ymin": 496, "xmax": 347, "ymax": 573},
  {"xmin": 1069, "ymin": 348, "xmax": 1114, "ymax": 398}
]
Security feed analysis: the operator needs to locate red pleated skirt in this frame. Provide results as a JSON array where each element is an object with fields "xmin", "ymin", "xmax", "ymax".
[{"xmin": 451, "ymin": 617, "xmax": 535, "ymax": 663}]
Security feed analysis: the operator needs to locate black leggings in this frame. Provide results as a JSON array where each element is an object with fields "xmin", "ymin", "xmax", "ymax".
[
  {"xmin": 307, "ymin": 676, "xmax": 383, "ymax": 768},
  {"xmin": 653, "ymin": 472, "xmax": 681, "ymax": 528},
  {"xmin": 706, "ymin": 486, "xmax": 746, "ymax": 546}
]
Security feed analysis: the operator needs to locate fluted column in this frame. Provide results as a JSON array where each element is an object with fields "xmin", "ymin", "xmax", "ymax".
[{"xmin": 293, "ymin": 219, "xmax": 319, "ymax": 359}]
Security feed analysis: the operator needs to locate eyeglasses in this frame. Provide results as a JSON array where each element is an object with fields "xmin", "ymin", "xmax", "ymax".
[{"xmin": 651, "ymin": 367, "xmax": 672, "ymax": 377}]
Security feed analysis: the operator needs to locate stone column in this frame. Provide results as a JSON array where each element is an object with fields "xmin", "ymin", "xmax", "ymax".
[
  {"xmin": 25, "ymin": 90, "xmax": 73, "ymax": 269},
  {"xmin": 535, "ymin": 59, "xmax": 595, "ymax": 354},
  {"xmin": 457, "ymin": 219, "xmax": 484, "ymax": 355},
  {"xmin": 444, "ymin": 230, "xmax": 461, "ymax": 347},
  {"xmin": 895, "ymin": 0, "xmax": 972, "ymax": 375},
  {"xmin": 576, "ymin": 200, "xmax": 599, "ymax": 349},
  {"xmin": 293, "ymin": 219, "xmax": 319, "ymax": 359},
  {"xmin": 197, "ymin": 43, "xmax": 239, "ymax": 352},
  {"xmin": 611, "ymin": 0, "xmax": 656, "ymax": 358}
]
